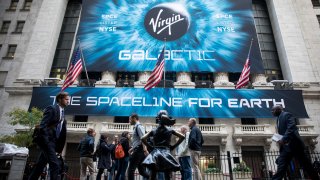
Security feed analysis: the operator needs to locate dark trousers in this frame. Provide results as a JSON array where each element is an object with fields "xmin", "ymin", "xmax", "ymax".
[
  {"xmin": 96, "ymin": 168, "xmax": 107, "ymax": 180},
  {"xmin": 128, "ymin": 148, "xmax": 149, "ymax": 180},
  {"xmin": 28, "ymin": 141, "xmax": 61, "ymax": 180},
  {"xmin": 179, "ymin": 156, "xmax": 192, "ymax": 180},
  {"xmin": 272, "ymin": 145, "xmax": 319, "ymax": 180},
  {"xmin": 115, "ymin": 157, "xmax": 129, "ymax": 180}
]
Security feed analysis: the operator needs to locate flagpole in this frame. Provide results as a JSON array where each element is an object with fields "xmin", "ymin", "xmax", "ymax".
[
  {"xmin": 247, "ymin": 38, "xmax": 254, "ymax": 58},
  {"xmin": 78, "ymin": 38, "xmax": 90, "ymax": 86},
  {"xmin": 163, "ymin": 38, "xmax": 166, "ymax": 88}
]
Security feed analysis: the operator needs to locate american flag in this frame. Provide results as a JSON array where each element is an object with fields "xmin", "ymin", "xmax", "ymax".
[
  {"xmin": 236, "ymin": 58, "xmax": 250, "ymax": 89},
  {"xmin": 144, "ymin": 48, "xmax": 165, "ymax": 91},
  {"xmin": 61, "ymin": 47, "xmax": 83, "ymax": 92}
]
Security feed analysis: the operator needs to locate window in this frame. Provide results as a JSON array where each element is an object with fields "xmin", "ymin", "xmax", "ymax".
[
  {"xmin": 252, "ymin": 0, "xmax": 283, "ymax": 81},
  {"xmin": 199, "ymin": 118, "xmax": 214, "ymax": 124},
  {"xmin": 192, "ymin": 72, "xmax": 213, "ymax": 81},
  {"xmin": 241, "ymin": 118, "xmax": 256, "ymax": 125},
  {"xmin": 116, "ymin": 72, "xmax": 137, "ymax": 87},
  {"xmin": 114, "ymin": 116, "xmax": 129, "ymax": 123},
  {"xmin": 50, "ymin": 0, "xmax": 82, "ymax": 78},
  {"xmin": 5, "ymin": 45, "xmax": 17, "ymax": 58},
  {"xmin": 22, "ymin": 0, "xmax": 32, "ymax": 10},
  {"xmin": 7, "ymin": 0, "xmax": 19, "ymax": 11},
  {"xmin": 14, "ymin": 21, "xmax": 25, "ymax": 33},
  {"xmin": 317, "ymin": 15, "xmax": 320, "ymax": 26},
  {"xmin": 312, "ymin": 0, "xmax": 320, "ymax": 7},
  {"xmin": 0, "ymin": 21, "xmax": 11, "ymax": 33},
  {"xmin": 0, "ymin": 72, "xmax": 8, "ymax": 87},
  {"xmin": 74, "ymin": 116, "xmax": 88, "ymax": 122},
  {"xmin": 78, "ymin": 72, "xmax": 100, "ymax": 87}
]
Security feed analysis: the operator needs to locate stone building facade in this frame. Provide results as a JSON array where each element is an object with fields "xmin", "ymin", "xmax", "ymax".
[{"xmin": 0, "ymin": 0, "xmax": 320, "ymax": 178}]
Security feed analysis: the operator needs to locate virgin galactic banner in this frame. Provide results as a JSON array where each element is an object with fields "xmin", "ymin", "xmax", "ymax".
[
  {"xmin": 29, "ymin": 87, "xmax": 308, "ymax": 118},
  {"xmin": 78, "ymin": 0, "xmax": 264, "ymax": 72}
]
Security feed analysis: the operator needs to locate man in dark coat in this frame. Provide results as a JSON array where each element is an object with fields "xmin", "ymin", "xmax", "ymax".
[
  {"xmin": 28, "ymin": 92, "xmax": 69, "ymax": 180},
  {"xmin": 271, "ymin": 105, "xmax": 319, "ymax": 180}
]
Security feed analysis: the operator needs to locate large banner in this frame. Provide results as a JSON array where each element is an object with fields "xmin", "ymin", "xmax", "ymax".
[
  {"xmin": 29, "ymin": 87, "xmax": 308, "ymax": 118},
  {"xmin": 79, "ymin": 0, "xmax": 264, "ymax": 72}
]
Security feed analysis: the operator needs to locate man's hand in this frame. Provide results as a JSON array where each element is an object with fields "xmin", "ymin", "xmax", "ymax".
[
  {"xmin": 143, "ymin": 149, "xmax": 149, "ymax": 156},
  {"xmin": 278, "ymin": 140, "xmax": 285, "ymax": 146}
]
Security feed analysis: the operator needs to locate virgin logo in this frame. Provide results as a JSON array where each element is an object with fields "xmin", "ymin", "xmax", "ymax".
[
  {"xmin": 144, "ymin": 3, "xmax": 190, "ymax": 41},
  {"xmin": 149, "ymin": 9, "xmax": 185, "ymax": 35}
]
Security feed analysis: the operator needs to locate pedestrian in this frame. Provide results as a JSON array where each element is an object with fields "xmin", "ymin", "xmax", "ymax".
[
  {"xmin": 271, "ymin": 105, "xmax": 319, "ymax": 180},
  {"xmin": 28, "ymin": 92, "xmax": 69, "ymax": 180},
  {"xmin": 96, "ymin": 135, "xmax": 113, "ymax": 180},
  {"xmin": 188, "ymin": 118, "xmax": 204, "ymax": 180},
  {"xmin": 78, "ymin": 128, "xmax": 96, "ymax": 180},
  {"xmin": 109, "ymin": 135, "xmax": 119, "ymax": 180},
  {"xmin": 127, "ymin": 113, "xmax": 150, "ymax": 180},
  {"xmin": 115, "ymin": 131, "xmax": 131, "ymax": 180},
  {"xmin": 177, "ymin": 125, "xmax": 192, "ymax": 180},
  {"xmin": 142, "ymin": 110, "xmax": 185, "ymax": 180}
]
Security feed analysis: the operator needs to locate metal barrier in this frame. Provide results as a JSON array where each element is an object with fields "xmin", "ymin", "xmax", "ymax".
[{"xmin": 25, "ymin": 151, "xmax": 320, "ymax": 180}]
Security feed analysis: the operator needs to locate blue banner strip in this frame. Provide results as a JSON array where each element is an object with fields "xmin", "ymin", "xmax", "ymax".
[{"xmin": 29, "ymin": 87, "xmax": 308, "ymax": 118}]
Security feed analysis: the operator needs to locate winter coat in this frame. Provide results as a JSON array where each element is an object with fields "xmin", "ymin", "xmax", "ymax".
[{"xmin": 97, "ymin": 140, "xmax": 113, "ymax": 169}]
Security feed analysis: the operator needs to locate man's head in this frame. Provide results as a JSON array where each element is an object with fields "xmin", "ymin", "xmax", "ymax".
[
  {"xmin": 271, "ymin": 105, "xmax": 283, "ymax": 117},
  {"xmin": 129, "ymin": 113, "xmax": 139, "ymax": 125},
  {"xmin": 56, "ymin": 92, "xmax": 69, "ymax": 108},
  {"xmin": 87, "ymin": 128, "xmax": 95, "ymax": 137},
  {"xmin": 188, "ymin": 118, "xmax": 197, "ymax": 128},
  {"xmin": 180, "ymin": 125, "xmax": 188, "ymax": 134}
]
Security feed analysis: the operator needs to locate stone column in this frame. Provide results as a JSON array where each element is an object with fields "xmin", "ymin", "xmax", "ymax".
[
  {"xmin": 95, "ymin": 71, "xmax": 116, "ymax": 87},
  {"xmin": 266, "ymin": 0, "xmax": 318, "ymax": 82},
  {"xmin": 134, "ymin": 72, "xmax": 151, "ymax": 88},
  {"xmin": 17, "ymin": 0, "xmax": 68, "ymax": 81},
  {"xmin": 252, "ymin": 74, "xmax": 274, "ymax": 89},
  {"xmin": 174, "ymin": 72, "xmax": 195, "ymax": 88},
  {"xmin": 213, "ymin": 72, "xmax": 234, "ymax": 89}
]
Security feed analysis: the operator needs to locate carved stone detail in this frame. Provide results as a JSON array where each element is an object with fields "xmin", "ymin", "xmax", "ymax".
[
  {"xmin": 174, "ymin": 72, "xmax": 195, "ymax": 88},
  {"xmin": 95, "ymin": 71, "xmax": 116, "ymax": 87},
  {"xmin": 213, "ymin": 72, "xmax": 234, "ymax": 87},
  {"xmin": 134, "ymin": 72, "xmax": 151, "ymax": 88},
  {"xmin": 252, "ymin": 74, "xmax": 274, "ymax": 88}
]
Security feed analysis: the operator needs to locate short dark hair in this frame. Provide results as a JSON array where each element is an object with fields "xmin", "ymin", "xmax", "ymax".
[
  {"xmin": 121, "ymin": 131, "xmax": 129, "ymax": 138},
  {"xmin": 56, "ymin": 92, "xmax": 69, "ymax": 103},
  {"xmin": 130, "ymin": 113, "xmax": 139, "ymax": 120},
  {"xmin": 87, "ymin": 128, "xmax": 95, "ymax": 135}
]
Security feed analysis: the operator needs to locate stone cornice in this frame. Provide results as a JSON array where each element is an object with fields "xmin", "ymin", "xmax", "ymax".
[
  {"xmin": 5, "ymin": 86, "xmax": 34, "ymax": 95},
  {"xmin": 293, "ymin": 82, "xmax": 320, "ymax": 98}
]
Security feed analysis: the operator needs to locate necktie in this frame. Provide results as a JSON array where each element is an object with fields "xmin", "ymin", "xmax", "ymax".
[
  {"xmin": 56, "ymin": 110, "xmax": 64, "ymax": 138},
  {"xmin": 276, "ymin": 117, "xmax": 279, "ymax": 133}
]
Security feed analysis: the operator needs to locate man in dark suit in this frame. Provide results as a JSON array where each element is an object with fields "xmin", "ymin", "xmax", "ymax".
[
  {"xmin": 28, "ymin": 92, "xmax": 69, "ymax": 180},
  {"xmin": 271, "ymin": 105, "xmax": 319, "ymax": 180}
]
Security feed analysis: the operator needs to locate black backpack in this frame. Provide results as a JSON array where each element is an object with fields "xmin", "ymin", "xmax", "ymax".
[{"xmin": 32, "ymin": 125, "xmax": 41, "ymax": 144}]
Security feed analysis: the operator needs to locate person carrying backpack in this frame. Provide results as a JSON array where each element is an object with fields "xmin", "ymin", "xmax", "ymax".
[{"xmin": 115, "ymin": 131, "xmax": 130, "ymax": 180}]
